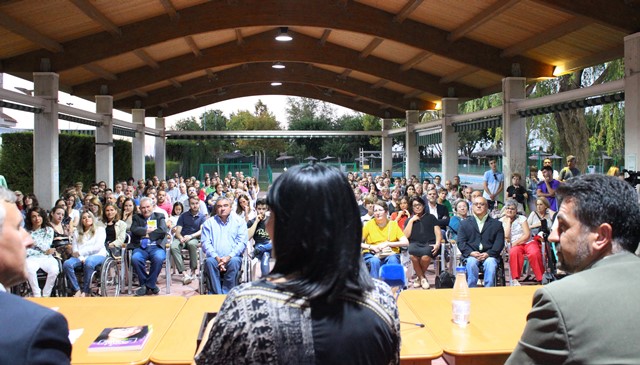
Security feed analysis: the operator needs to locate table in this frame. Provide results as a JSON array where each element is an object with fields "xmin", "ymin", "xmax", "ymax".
[
  {"xmin": 151, "ymin": 294, "xmax": 442, "ymax": 365},
  {"xmin": 401, "ymin": 285, "xmax": 540, "ymax": 365},
  {"xmin": 29, "ymin": 296, "xmax": 186, "ymax": 365},
  {"xmin": 150, "ymin": 295, "xmax": 226, "ymax": 364}
]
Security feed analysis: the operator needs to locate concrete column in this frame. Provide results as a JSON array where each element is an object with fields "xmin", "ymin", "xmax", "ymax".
[
  {"xmin": 33, "ymin": 72, "xmax": 59, "ymax": 209},
  {"xmin": 95, "ymin": 95, "xmax": 114, "ymax": 187},
  {"xmin": 154, "ymin": 117, "xmax": 166, "ymax": 180},
  {"xmin": 625, "ymin": 33, "xmax": 640, "ymax": 173},
  {"xmin": 441, "ymin": 98, "xmax": 459, "ymax": 181},
  {"xmin": 381, "ymin": 118, "xmax": 393, "ymax": 173},
  {"xmin": 502, "ymin": 77, "xmax": 527, "ymax": 202},
  {"xmin": 405, "ymin": 110, "xmax": 420, "ymax": 179},
  {"xmin": 131, "ymin": 109, "xmax": 146, "ymax": 180}
]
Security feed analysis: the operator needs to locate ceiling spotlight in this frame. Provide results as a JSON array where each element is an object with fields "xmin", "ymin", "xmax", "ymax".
[
  {"xmin": 271, "ymin": 82, "xmax": 282, "ymax": 86},
  {"xmin": 272, "ymin": 62, "xmax": 285, "ymax": 69},
  {"xmin": 275, "ymin": 27, "xmax": 292, "ymax": 42}
]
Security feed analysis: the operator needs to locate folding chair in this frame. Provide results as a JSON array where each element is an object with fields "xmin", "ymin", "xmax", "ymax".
[{"xmin": 379, "ymin": 263, "xmax": 406, "ymax": 301}]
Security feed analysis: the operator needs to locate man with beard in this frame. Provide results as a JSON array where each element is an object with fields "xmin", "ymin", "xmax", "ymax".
[{"xmin": 507, "ymin": 175, "xmax": 640, "ymax": 364}]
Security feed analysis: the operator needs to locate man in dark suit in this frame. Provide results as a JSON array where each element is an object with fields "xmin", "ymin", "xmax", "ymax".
[
  {"xmin": 507, "ymin": 175, "xmax": 640, "ymax": 364},
  {"xmin": 424, "ymin": 188, "xmax": 450, "ymax": 229},
  {"xmin": 457, "ymin": 196, "xmax": 504, "ymax": 287},
  {"xmin": 0, "ymin": 187, "xmax": 72, "ymax": 364},
  {"xmin": 130, "ymin": 197, "xmax": 169, "ymax": 296}
]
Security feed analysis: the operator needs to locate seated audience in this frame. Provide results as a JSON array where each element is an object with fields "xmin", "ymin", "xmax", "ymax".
[
  {"xmin": 195, "ymin": 163, "xmax": 400, "ymax": 365},
  {"xmin": 63, "ymin": 211, "xmax": 107, "ymax": 297},
  {"xmin": 457, "ymin": 196, "xmax": 505, "ymax": 287},
  {"xmin": 506, "ymin": 173, "xmax": 528, "ymax": 214},
  {"xmin": 502, "ymin": 200, "xmax": 543, "ymax": 285},
  {"xmin": 130, "ymin": 197, "xmax": 169, "ymax": 296},
  {"xmin": 528, "ymin": 197, "xmax": 554, "ymax": 237},
  {"xmin": 362, "ymin": 200, "xmax": 409, "ymax": 279},
  {"xmin": 201, "ymin": 197, "xmax": 248, "ymax": 294},
  {"xmin": 448, "ymin": 199, "xmax": 469, "ymax": 242},
  {"xmin": 390, "ymin": 196, "xmax": 410, "ymax": 229},
  {"xmin": 25, "ymin": 207, "xmax": 58, "ymax": 297},
  {"xmin": 102, "ymin": 203, "xmax": 127, "ymax": 250},
  {"xmin": 403, "ymin": 196, "xmax": 441, "ymax": 289},
  {"xmin": 247, "ymin": 198, "xmax": 272, "ymax": 278},
  {"xmin": 171, "ymin": 197, "xmax": 206, "ymax": 285}
]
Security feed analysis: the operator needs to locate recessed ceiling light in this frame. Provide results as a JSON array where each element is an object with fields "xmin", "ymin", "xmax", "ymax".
[
  {"xmin": 272, "ymin": 62, "xmax": 285, "ymax": 69},
  {"xmin": 275, "ymin": 27, "xmax": 292, "ymax": 42},
  {"xmin": 271, "ymin": 82, "xmax": 282, "ymax": 86}
]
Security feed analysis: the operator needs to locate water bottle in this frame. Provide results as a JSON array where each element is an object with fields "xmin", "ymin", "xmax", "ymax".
[{"xmin": 452, "ymin": 266, "xmax": 470, "ymax": 327}]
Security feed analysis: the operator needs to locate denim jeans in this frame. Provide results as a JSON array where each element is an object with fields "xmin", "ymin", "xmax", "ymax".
[
  {"xmin": 204, "ymin": 256, "xmax": 241, "ymax": 294},
  {"xmin": 63, "ymin": 255, "xmax": 106, "ymax": 294},
  {"xmin": 255, "ymin": 242, "xmax": 272, "ymax": 278},
  {"xmin": 131, "ymin": 245, "xmax": 166, "ymax": 290},
  {"xmin": 465, "ymin": 256, "xmax": 498, "ymax": 287},
  {"xmin": 363, "ymin": 252, "xmax": 400, "ymax": 279}
]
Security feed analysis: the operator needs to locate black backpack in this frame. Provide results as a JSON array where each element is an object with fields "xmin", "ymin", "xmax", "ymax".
[{"xmin": 435, "ymin": 270, "xmax": 455, "ymax": 289}]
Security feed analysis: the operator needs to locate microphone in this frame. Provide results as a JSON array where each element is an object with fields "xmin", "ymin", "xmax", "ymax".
[{"xmin": 400, "ymin": 320, "xmax": 425, "ymax": 328}]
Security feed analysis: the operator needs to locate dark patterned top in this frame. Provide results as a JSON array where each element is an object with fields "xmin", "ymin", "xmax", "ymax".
[{"xmin": 195, "ymin": 279, "xmax": 400, "ymax": 365}]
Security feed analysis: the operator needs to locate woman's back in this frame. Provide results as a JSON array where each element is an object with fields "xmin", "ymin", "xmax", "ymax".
[{"xmin": 195, "ymin": 279, "xmax": 399, "ymax": 365}]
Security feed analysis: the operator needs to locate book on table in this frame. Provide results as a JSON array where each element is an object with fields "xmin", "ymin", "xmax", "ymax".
[{"xmin": 88, "ymin": 325, "xmax": 152, "ymax": 352}]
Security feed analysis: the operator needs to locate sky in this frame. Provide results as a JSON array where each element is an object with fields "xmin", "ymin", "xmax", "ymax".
[{"xmin": 1, "ymin": 73, "xmax": 355, "ymax": 154}]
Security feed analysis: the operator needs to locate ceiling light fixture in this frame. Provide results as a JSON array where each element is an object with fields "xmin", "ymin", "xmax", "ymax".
[
  {"xmin": 271, "ymin": 82, "xmax": 282, "ymax": 86},
  {"xmin": 272, "ymin": 62, "xmax": 285, "ymax": 69},
  {"xmin": 275, "ymin": 27, "xmax": 292, "ymax": 42}
]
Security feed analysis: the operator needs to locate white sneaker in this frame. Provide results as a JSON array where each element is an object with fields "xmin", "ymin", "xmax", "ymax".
[
  {"xmin": 421, "ymin": 278, "xmax": 430, "ymax": 290},
  {"xmin": 511, "ymin": 279, "xmax": 521, "ymax": 286},
  {"xmin": 413, "ymin": 280, "xmax": 421, "ymax": 288},
  {"xmin": 182, "ymin": 274, "xmax": 192, "ymax": 285}
]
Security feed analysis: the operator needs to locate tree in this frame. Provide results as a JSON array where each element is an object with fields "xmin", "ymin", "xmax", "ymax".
[
  {"xmin": 286, "ymin": 97, "xmax": 335, "ymax": 157},
  {"xmin": 227, "ymin": 102, "xmax": 286, "ymax": 160}
]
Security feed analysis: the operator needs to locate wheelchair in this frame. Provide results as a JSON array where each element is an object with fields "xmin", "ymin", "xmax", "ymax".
[
  {"xmin": 12, "ymin": 255, "xmax": 66, "ymax": 297},
  {"xmin": 66, "ymin": 244, "xmax": 123, "ymax": 297},
  {"xmin": 125, "ymin": 233, "xmax": 171, "ymax": 295},
  {"xmin": 198, "ymin": 245, "xmax": 249, "ymax": 294}
]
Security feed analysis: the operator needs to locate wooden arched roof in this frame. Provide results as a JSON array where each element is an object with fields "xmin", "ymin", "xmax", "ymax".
[{"xmin": 1, "ymin": 0, "xmax": 638, "ymax": 118}]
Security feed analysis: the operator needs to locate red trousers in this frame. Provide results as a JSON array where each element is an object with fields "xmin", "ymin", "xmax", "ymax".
[{"xmin": 509, "ymin": 240, "xmax": 544, "ymax": 281}]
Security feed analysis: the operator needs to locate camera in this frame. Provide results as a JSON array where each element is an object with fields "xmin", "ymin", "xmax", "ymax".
[{"xmin": 622, "ymin": 170, "xmax": 640, "ymax": 187}]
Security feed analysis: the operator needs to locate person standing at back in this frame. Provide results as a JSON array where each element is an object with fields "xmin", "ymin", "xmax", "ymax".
[
  {"xmin": 558, "ymin": 155, "xmax": 581, "ymax": 182},
  {"xmin": 507, "ymin": 175, "xmax": 640, "ymax": 364},
  {"xmin": 195, "ymin": 163, "xmax": 400, "ymax": 365},
  {"xmin": 482, "ymin": 159, "xmax": 504, "ymax": 210},
  {"xmin": 0, "ymin": 187, "xmax": 72, "ymax": 364}
]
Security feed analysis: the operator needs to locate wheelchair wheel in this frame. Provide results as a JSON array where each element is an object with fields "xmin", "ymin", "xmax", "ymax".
[{"xmin": 100, "ymin": 258, "xmax": 120, "ymax": 297}]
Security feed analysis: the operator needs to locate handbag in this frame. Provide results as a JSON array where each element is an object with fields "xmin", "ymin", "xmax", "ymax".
[{"xmin": 375, "ymin": 221, "xmax": 396, "ymax": 259}]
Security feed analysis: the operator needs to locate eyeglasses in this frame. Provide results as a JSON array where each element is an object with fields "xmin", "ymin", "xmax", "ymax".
[
  {"xmin": 473, "ymin": 203, "xmax": 487, "ymax": 207},
  {"xmin": 412, "ymin": 203, "xmax": 424, "ymax": 208}
]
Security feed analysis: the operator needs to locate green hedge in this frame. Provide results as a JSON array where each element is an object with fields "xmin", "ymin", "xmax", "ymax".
[{"xmin": 0, "ymin": 132, "xmax": 131, "ymax": 194}]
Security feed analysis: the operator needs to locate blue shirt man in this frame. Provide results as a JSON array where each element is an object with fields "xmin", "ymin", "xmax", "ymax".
[
  {"xmin": 201, "ymin": 197, "xmax": 248, "ymax": 294},
  {"xmin": 483, "ymin": 159, "xmax": 504, "ymax": 210}
]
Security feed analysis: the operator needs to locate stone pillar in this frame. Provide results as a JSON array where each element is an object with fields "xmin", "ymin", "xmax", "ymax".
[
  {"xmin": 33, "ymin": 72, "xmax": 59, "ymax": 209},
  {"xmin": 625, "ymin": 33, "xmax": 640, "ymax": 173},
  {"xmin": 154, "ymin": 117, "xmax": 167, "ymax": 180},
  {"xmin": 95, "ymin": 95, "xmax": 114, "ymax": 187},
  {"xmin": 405, "ymin": 110, "xmax": 420, "ymax": 179},
  {"xmin": 502, "ymin": 77, "xmax": 527, "ymax": 202},
  {"xmin": 441, "ymin": 98, "xmax": 459, "ymax": 181},
  {"xmin": 381, "ymin": 118, "xmax": 393, "ymax": 174},
  {"xmin": 131, "ymin": 109, "xmax": 146, "ymax": 180}
]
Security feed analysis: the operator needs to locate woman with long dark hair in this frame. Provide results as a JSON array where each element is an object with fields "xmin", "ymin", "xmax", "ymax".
[
  {"xmin": 195, "ymin": 163, "xmax": 400, "ymax": 365},
  {"xmin": 403, "ymin": 196, "xmax": 441, "ymax": 289},
  {"xmin": 25, "ymin": 207, "xmax": 58, "ymax": 297}
]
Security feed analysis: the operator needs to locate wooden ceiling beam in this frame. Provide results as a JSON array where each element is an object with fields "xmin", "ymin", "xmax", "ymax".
[
  {"xmin": 501, "ymin": 16, "xmax": 591, "ymax": 57},
  {"xmin": 555, "ymin": 45, "xmax": 624, "ymax": 76},
  {"xmin": 168, "ymin": 78, "xmax": 182, "ymax": 88},
  {"xmin": 393, "ymin": 0, "xmax": 424, "ymax": 23},
  {"xmin": 339, "ymin": 69, "xmax": 352, "ymax": 79},
  {"xmin": 533, "ymin": 0, "xmax": 640, "ymax": 33},
  {"xmin": 72, "ymin": 32, "xmax": 481, "ymax": 99},
  {"xmin": 359, "ymin": 37, "xmax": 384, "ymax": 59},
  {"xmin": 235, "ymin": 29, "xmax": 244, "ymax": 45},
  {"xmin": 1, "ymin": 0, "xmax": 552, "ymax": 78},
  {"xmin": 319, "ymin": 29, "xmax": 332, "ymax": 46},
  {"xmin": 448, "ymin": 0, "xmax": 520, "ymax": 42},
  {"xmin": 68, "ymin": 0, "xmax": 121, "ymax": 36},
  {"xmin": 0, "ymin": 11, "xmax": 63, "ymax": 52},
  {"xmin": 147, "ymin": 83, "xmax": 406, "ymax": 118},
  {"xmin": 371, "ymin": 79, "xmax": 389, "ymax": 89},
  {"xmin": 133, "ymin": 49, "xmax": 160, "ymax": 69},
  {"xmin": 82, "ymin": 63, "xmax": 118, "ymax": 80},
  {"xmin": 184, "ymin": 36, "xmax": 202, "ymax": 56},
  {"xmin": 158, "ymin": 0, "xmax": 180, "ymax": 21},
  {"xmin": 440, "ymin": 66, "xmax": 480, "ymax": 84},
  {"xmin": 112, "ymin": 62, "xmax": 434, "ymax": 111},
  {"xmin": 399, "ymin": 51, "xmax": 431, "ymax": 71}
]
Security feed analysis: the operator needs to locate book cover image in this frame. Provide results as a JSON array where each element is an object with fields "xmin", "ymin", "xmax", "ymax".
[
  {"xmin": 147, "ymin": 220, "xmax": 157, "ymax": 230},
  {"xmin": 88, "ymin": 325, "xmax": 152, "ymax": 352}
]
